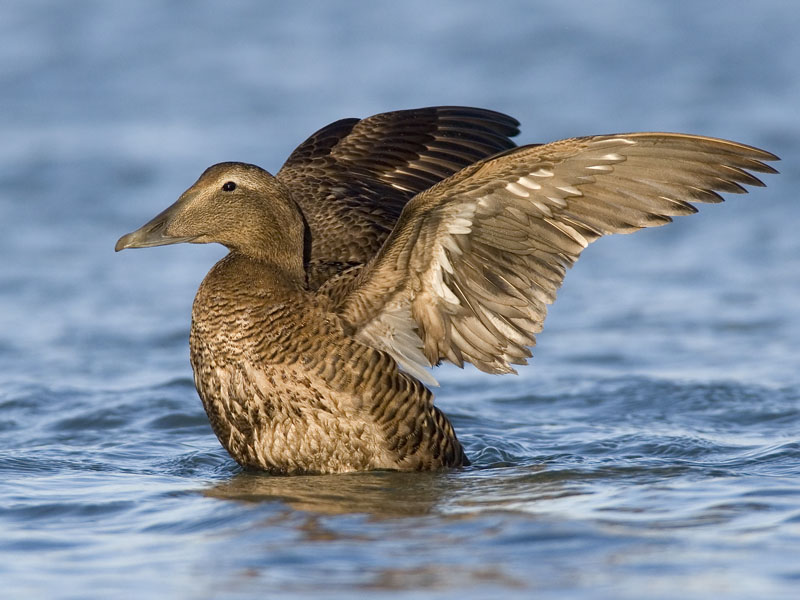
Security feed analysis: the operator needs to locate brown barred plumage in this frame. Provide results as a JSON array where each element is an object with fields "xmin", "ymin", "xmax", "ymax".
[{"xmin": 116, "ymin": 107, "xmax": 776, "ymax": 474}]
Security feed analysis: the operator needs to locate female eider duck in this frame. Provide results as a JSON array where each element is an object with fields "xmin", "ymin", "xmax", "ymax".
[{"xmin": 116, "ymin": 106, "xmax": 778, "ymax": 474}]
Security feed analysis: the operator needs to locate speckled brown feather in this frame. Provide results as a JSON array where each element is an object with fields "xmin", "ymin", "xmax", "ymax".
[
  {"xmin": 277, "ymin": 106, "xmax": 519, "ymax": 288},
  {"xmin": 336, "ymin": 133, "xmax": 778, "ymax": 380},
  {"xmin": 189, "ymin": 253, "xmax": 467, "ymax": 473},
  {"xmin": 116, "ymin": 108, "xmax": 777, "ymax": 474}
]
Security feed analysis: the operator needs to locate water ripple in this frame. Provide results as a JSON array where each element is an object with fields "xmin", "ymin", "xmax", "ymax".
[{"xmin": 1, "ymin": 1, "xmax": 799, "ymax": 598}]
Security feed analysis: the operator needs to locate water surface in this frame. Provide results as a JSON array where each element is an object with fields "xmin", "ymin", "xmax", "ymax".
[{"xmin": 1, "ymin": 2, "xmax": 799, "ymax": 598}]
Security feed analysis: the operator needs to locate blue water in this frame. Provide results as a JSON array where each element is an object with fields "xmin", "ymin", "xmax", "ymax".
[{"xmin": 2, "ymin": 1, "xmax": 799, "ymax": 598}]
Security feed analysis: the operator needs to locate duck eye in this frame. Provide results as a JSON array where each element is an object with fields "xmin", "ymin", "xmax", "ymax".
[{"xmin": 222, "ymin": 181, "xmax": 237, "ymax": 192}]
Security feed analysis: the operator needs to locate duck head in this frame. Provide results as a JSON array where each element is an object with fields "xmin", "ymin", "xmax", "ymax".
[{"xmin": 115, "ymin": 162, "xmax": 305, "ymax": 268}]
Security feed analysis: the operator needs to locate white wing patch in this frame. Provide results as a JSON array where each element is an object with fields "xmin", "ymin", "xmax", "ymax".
[
  {"xmin": 431, "ymin": 202, "xmax": 476, "ymax": 306},
  {"xmin": 556, "ymin": 185, "xmax": 582, "ymax": 196},
  {"xmin": 505, "ymin": 182, "xmax": 530, "ymax": 197},
  {"xmin": 446, "ymin": 202, "xmax": 476, "ymax": 235},
  {"xmin": 431, "ymin": 266, "xmax": 459, "ymax": 305},
  {"xmin": 354, "ymin": 302, "xmax": 438, "ymax": 387},
  {"xmin": 435, "ymin": 244, "xmax": 454, "ymax": 274},
  {"xmin": 597, "ymin": 137, "xmax": 636, "ymax": 145},
  {"xmin": 517, "ymin": 176, "xmax": 542, "ymax": 190}
]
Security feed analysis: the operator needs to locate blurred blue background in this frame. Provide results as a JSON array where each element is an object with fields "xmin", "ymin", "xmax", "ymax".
[{"xmin": 1, "ymin": 2, "xmax": 798, "ymax": 599}]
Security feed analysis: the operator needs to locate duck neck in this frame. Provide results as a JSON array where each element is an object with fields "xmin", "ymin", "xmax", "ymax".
[
  {"xmin": 223, "ymin": 195, "xmax": 308, "ymax": 288},
  {"xmin": 220, "ymin": 251, "xmax": 306, "ymax": 295},
  {"xmin": 233, "ymin": 243, "xmax": 306, "ymax": 288}
]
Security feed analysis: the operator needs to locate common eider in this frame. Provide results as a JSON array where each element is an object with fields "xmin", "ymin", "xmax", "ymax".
[{"xmin": 116, "ymin": 106, "xmax": 778, "ymax": 474}]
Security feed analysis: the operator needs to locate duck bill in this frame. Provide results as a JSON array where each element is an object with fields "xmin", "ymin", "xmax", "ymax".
[{"xmin": 115, "ymin": 201, "xmax": 197, "ymax": 251}]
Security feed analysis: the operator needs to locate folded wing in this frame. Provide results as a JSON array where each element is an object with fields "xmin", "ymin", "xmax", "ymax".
[{"xmin": 332, "ymin": 133, "xmax": 778, "ymax": 384}]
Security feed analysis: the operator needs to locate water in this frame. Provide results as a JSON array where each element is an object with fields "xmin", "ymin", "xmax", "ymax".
[{"xmin": 1, "ymin": 1, "xmax": 799, "ymax": 598}]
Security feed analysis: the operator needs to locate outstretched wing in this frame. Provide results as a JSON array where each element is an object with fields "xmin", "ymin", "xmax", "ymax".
[
  {"xmin": 332, "ymin": 133, "xmax": 778, "ymax": 384},
  {"xmin": 276, "ymin": 106, "xmax": 520, "ymax": 286}
]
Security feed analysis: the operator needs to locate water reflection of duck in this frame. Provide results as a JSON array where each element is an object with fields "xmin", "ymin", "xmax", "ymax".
[
  {"xmin": 116, "ymin": 106, "xmax": 777, "ymax": 475},
  {"xmin": 205, "ymin": 469, "xmax": 448, "ymax": 517}
]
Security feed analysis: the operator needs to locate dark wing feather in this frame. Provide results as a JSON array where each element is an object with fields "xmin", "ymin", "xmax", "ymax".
[
  {"xmin": 330, "ymin": 133, "xmax": 778, "ymax": 385},
  {"xmin": 277, "ymin": 107, "xmax": 520, "ymax": 287}
]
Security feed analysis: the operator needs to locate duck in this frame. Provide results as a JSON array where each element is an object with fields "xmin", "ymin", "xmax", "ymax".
[{"xmin": 116, "ymin": 106, "xmax": 778, "ymax": 474}]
